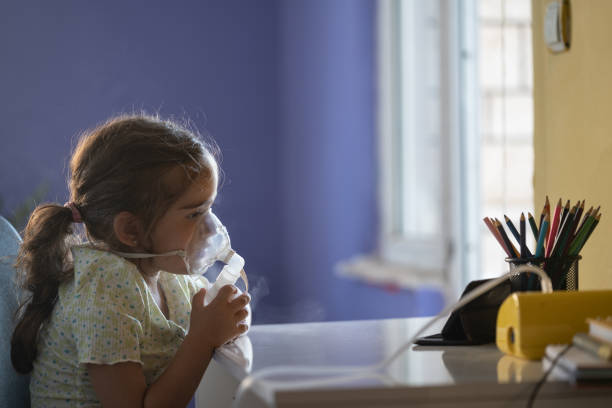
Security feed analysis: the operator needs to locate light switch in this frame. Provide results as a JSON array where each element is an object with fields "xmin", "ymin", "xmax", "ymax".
[{"xmin": 544, "ymin": 0, "xmax": 571, "ymax": 53}]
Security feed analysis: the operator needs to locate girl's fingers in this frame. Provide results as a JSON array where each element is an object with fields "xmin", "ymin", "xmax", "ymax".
[
  {"xmin": 191, "ymin": 288, "xmax": 206, "ymax": 308},
  {"xmin": 210, "ymin": 285, "xmax": 237, "ymax": 305},
  {"xmin": 235, "ymin": 308, "xmax": 249, "ymax": 321},
  {"xmin": 220, "ymin": 284, "xmax": 238, "ymax": 299},
  {"xmin": 229, "ymin": 294, "xmax": 250, "ymax": 310}
]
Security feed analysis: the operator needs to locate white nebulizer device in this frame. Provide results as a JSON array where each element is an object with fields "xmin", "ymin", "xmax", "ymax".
[
  {"xmin": 204, "ymin": 242, "xmax": 249, "ymax": 304},
  {"xmin": 204, "ymin": 251, "xmax": 245, "ymax": 304}
]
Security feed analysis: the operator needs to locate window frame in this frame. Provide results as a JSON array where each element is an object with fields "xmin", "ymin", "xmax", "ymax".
[{"xmin": 375, "ymin": 0, "xmax": 480, "ymax": 294}]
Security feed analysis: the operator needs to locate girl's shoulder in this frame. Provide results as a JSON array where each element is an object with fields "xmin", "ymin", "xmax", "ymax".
[{"xmin": 70, "ymin": 244, "xmax": 146, "ymax": 294}]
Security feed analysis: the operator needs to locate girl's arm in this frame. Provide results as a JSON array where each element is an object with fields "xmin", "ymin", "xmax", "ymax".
[
  {"xmin": 87, "ymin": 286, "xmax": 250, "ymax": 408},
  {"xmin": 87, "ymin": 332, "xmax": 214, "ymax": 408}
]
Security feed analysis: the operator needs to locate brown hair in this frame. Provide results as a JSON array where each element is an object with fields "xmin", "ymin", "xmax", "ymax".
[{"xmin": 11, "ymin": 114, "xmax": 218, "ymax": 374}]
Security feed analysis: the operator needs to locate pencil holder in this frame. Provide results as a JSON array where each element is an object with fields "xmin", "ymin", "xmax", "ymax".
[{"xmin": 505, "ymin": 255, "xmax": 580, "ymax": 291}]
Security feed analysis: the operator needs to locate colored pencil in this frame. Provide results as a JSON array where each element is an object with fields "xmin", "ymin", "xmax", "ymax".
[
  {"xmin": 552, "ymin": 205, "xmax": 576, "ymax": 257},
  {"xmin": 495, "ymin": 219, "xmax": 520, "ymax": 258},
  {"xmin": 569, "ymin": 213, "xmax": 601, "ymax": 256},
  {"xmin": 561, "ymin": 201, "xmax": 585, "ymax": 256},
  {"xmin": 577, "ymin": 213, "xmax": 601, "ymax": 254},
  {"xmin": 535, "ymin": 214, "xmax": 549, "ymax": 257},
  {"xmin": 573, "ymin": 210, "xmax": 595, "ymax": 241},
  {"xmin": 483, "ymin": 217, "xmax": 513, "ymax": 257},
  {"xmin": 557, "ymin": 199, "xmax": 571, "ymax": 241},
  {"xmin": 505, "ymin": 215, "xmax": 533, "ymax": 257},
  {"xmin": 520, "ymin": 213, "xmax": 527, "ymax": 258},
  {"xmin": 568, "ymin": 212, "xmax": 596, "ymax": 256},
  {"xmin": 574, "ymin": 206, "xmax": 593, "ymax": 240},
  {"xmin": 555, "ymin": 203, "xmax": 576, "ymax": 246},
  {"xmin": 504, "ymin": 215, "xmax": 521, "ymax": 243},
  {"xmin": 571, "ymin": 201, "xmax": 585, "ymax": 235},
  {"xmin": 539, "ymin": 196, "xmax": 550, "ymax": 230},
  {"xmin": 545, "ymin": 199, "xmax": 563, "ymax": 258},
  {"xmin": 483, "ymin": 198, "xmax": 600, "ymax": 269},
  {"xmin": 528, "ymin": 212, "xmax": 539, "ymax": 241},
  {"xmin": 543, "ymin": 200, "xmax": 551, "ymax": 249},
  {"xmin": 557, "ymin": 201, "xmax": 576, "ymax": 242}
]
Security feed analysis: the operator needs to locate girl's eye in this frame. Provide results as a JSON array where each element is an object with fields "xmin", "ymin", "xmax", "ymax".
[{"xmin": 187, "ymin": 210, "xmax": 205, "ymax": 219}]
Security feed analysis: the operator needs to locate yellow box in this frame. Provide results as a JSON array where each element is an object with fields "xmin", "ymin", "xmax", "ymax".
[{"xmin": 496, "ymin": 290, "xmax": 612, "ymax": 360}]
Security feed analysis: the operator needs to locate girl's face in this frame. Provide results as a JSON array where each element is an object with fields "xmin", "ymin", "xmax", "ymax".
[{"xmin": 145, "ymin": 168, "xmax": 218, "ymax": 275}]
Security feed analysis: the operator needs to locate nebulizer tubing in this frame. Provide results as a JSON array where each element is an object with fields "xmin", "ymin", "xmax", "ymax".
[{"xmin": 232, "ymin": 265, "xmax": 553, "ymax": 408}]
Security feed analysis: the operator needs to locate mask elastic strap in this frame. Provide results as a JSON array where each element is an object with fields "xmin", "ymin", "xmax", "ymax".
[
  {"xmin": 112, "ymin": 249, "xmax": 187, "ymax": 259},
  {"xmin": 113, "ymin": 249, "xmax": 248, "ymax": 291}
]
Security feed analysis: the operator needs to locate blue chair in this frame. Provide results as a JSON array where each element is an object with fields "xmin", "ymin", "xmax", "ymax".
[{"xmin": 0, "ymin": 216, "xmax": 30, "ymax": 407}]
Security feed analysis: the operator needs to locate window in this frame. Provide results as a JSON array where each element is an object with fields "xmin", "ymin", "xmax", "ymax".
[
  {"xmin": 478, "ymin": 0, "xmax": 534, "ymax": 281},
  {"xmin": 376, "ymin": 0, "xmax": 479, "ymax": 294},
  {"xmin": 344, "ymin": 0, "xmax": 534, "ymax": 296}
]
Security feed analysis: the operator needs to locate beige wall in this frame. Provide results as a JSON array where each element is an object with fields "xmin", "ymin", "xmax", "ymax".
[{"xmin": 533, "ymin": 0, "xmax": 612, "ymax": 289}]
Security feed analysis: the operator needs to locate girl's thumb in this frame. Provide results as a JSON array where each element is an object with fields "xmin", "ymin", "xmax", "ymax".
[{"xmin": 192, "ymin": 288, "xmax": 207, "ymax": 307}]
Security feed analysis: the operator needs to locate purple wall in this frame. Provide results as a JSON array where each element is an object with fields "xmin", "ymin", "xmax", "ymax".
[
  {"xmin": 0, "ymin": 0, "xmax": 443, "ymax": 325},
  {"xmin": 0, "ymin": 0, "xmax": 286, "ymax": 320},
  {"xmin": 274, "ymin": 1, "xmax": 443, "ymax": 322}
]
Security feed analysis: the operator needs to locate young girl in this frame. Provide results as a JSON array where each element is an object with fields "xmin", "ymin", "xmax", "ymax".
[{"xmin": 11, "ymin": 114, "xmax": 251, "ymax": 407}]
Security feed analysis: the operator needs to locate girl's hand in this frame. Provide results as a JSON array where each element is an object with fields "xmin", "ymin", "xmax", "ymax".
[
  {"xmin": 188, "ymin": 285, "xmax": 250, "ymax": 350},
  {"xmin": 232, "ymin": 287, "xmax": 252, "ymax": 338}
]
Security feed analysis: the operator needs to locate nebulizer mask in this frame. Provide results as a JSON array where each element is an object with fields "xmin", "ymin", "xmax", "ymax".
[{"xmin": 115, "ymin": 210, "xmax": 248, "ymax": 305}]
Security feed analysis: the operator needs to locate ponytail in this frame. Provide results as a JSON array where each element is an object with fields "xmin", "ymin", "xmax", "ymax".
[{"xmin": 11, "ymin": 204, "xmax": 79, "ymax": 374}]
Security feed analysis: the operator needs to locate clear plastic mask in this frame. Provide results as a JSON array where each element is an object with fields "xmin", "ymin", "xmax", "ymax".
[
  {"xmin": 114, "ymin": 210, "xmax": 234, "ymax": 276},
  {"xmin": 187, "ymin": 210, "xmax": 233, "ymax": 274}
]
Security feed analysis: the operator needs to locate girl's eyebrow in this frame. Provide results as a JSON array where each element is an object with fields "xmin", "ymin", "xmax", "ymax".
[{"xmin": 179, "ymin": 199, "xmax": 214, "ymax": 210}]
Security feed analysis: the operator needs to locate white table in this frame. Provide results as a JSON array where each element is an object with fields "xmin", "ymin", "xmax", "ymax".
[{"xmin": 195, "ymin": 317, "xmax": 612, "ymax": 407}]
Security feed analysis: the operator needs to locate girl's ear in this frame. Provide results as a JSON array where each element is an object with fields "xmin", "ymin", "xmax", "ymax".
[{"xmin": 113, "ymin": 211, "xmax": 142, "ymax": 248}]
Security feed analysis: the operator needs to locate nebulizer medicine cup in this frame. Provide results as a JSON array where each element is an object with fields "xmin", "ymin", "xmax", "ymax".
[{"xmin": 204, "ymin": 250, "xmax": 245, "ymax": 305}]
